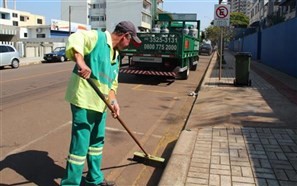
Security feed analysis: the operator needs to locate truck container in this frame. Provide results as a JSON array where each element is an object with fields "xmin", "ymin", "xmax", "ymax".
[{"xmin": 119, "ymin": 13, "xmax": 201, "ymax": 80}]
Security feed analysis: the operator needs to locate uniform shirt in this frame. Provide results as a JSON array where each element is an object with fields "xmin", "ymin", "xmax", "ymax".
[{"xmin": 65, "ymin": 30, "xmax": 119, "ymax": 112}]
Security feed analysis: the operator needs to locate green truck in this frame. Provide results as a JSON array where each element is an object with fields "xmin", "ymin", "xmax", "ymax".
[{"xmin": 119, "ymin": 13, "xmax": 201, "ymax": 80}]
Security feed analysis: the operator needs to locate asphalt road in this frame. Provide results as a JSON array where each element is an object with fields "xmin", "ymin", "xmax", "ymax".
[{"xmin": 0, "ymin": 55, "xmax": 212, "ymax": 185}]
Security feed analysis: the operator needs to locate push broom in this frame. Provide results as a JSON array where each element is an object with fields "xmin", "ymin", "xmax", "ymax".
[{"xmin": 87, "ymin": 78, "xmax": 165, "ymax": 166}]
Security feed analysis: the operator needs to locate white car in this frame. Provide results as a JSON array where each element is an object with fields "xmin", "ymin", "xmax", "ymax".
[{"xmin": 0, "ymin": 44, "xmax": 20, "ymax": 69}]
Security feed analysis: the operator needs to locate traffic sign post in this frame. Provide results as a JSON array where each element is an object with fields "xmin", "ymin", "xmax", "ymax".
[
  {"xmin": 214, "ymin": 4, "xmax": 230, "ymax": 27},
  {"xmin": 214, "ymin": 4, "xmax": 230, "ymax": 80}
]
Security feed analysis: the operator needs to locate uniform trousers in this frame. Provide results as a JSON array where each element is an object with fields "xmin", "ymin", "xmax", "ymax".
[{"xmin": 61, "ymin": 104, "xmax": 107, "ymax": 186}]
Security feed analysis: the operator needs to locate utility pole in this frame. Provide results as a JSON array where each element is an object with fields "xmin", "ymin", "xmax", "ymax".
[
  {"xmin": 69, "ymin": 6, "xmax": 72, "ymax": 36},
  {"xmin": 218, "ymin": 0, "xmax": 223, "ymax": 80},
  {"xmin": 3, "ymin": 0, "xmax": 7, "ymax": 8},
  {"xmin": 295, "ymin": 0, "xmax": 297, "ymax": 17},
  {"xmin": 68, "ymin": 4, "xmax": 90, "ymax": 36}
]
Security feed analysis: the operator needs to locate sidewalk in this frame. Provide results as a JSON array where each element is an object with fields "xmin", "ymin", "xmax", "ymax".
[
  {"xmin": 159, "ymin": 50, "xmax": 297, "ymax": 186},
  {"xmin": 19, "ymin": 57, "xmax": 43, "ymax": 66}
]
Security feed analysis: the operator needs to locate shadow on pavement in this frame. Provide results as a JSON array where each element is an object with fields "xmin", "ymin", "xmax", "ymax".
[
  {"xmin": 0, "ymin": 150, "xmax": 64, "ymax": 186},
  {"xmin": 118, "ymin": 73, "xmax": 175, "ymax": 86},
  {"xmin": 146, "ymin": 139, "xmax": 177, "ymax": 186}
]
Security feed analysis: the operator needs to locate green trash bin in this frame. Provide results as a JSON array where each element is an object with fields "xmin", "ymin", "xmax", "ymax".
[{"xmin": 234, "ymin": 52, "xmax": 252, "ymax": 86}]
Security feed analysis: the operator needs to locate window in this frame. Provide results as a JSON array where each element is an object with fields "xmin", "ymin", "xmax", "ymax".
[
  {"xmin": 13, "ymin": 21, "xmax": 18, "ymax": 26},
  {"xmin": 91, "ymin": 16, "xmax": 99, "ymax": 21},
  {"xmin": 92, "ymin": 3, "xmax": 106, "ymax": 9},
  {"xmin": 7, "ymin": 46, "xmax": 15, "ymax": 52},
  {"xmin": 37, "ymin": 18, "xmax": 42, "ymax": 24},
  {"xmin": 24, "ymin": 33, "xmax": 28, "ymax": 37},
  {"xmin": 99, "ymin": 2, "xmax": 106, "ymax": 8},
  {"xmin": 36, "ymin": 34, "xmax": 46, "ymax": 38},
  {"xmin": 1, "ymin": 13, "xmax": 5, "ymax": 19},
  {"xmin": 0, "ymin": 46, "xmax": 15, "ymax": 53},
  {"xmin": 142, "ymin": 13, "xmax": 151, "ymax": 24},
  {"xmin": 12, "ymin": 13, "xmax": 18, "ymax": 18},
  {"xmin": 93, "ymin": 4, "xmax": 98, "ymax": 8},
  {"xmin": 99, "ymin": 16, "xmax": 105, "ymax": 21},
  {"xmin": 0, "ymin": 46, "xmax": 8, "ymax": 53},
  {"xmin": 20, "ymin": 16, "xmax": 25, "ymax": 21}
]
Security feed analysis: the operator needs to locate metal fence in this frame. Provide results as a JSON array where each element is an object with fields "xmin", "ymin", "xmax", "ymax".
[{"xmin": 229, "ymin": 17, "xmax": 297, "ymax": 78}]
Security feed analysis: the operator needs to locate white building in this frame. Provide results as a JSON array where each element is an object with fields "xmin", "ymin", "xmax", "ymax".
[
  {"xmin": 61, "ymin": 0, "xmax": 91, "ymax": 26},
  {"xmin": 228, "ymin": 0, "xmax": 252, "ymax": 16},
  {"xmin": 249, "ymin": 0, "xmax": 295, "ymax": 27},
  {"xmin": 278, "ymin": 0, "xmax": 297, "ymax": 21},
  {"xmin": 60, "ymin": 0, "xmax": 163, "ymax": 32},
  {"xmin": 0, "ymin": 7, "xmax": 46, "ymax": 42},
  {"xmin": 249, "ymin": 0, "xmax": 269, "ymax": 26},
  {"xmin": 0, "ymin": 7, "xmax": 45, "ymax": 27}
]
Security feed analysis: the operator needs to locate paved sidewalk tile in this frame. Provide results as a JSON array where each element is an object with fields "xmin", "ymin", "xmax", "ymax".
[
  {"xmin": 186, "ymin": 127, "xmax": 297, "ymax": 186},
  {"xmin": 160, "ymin": 50, "xmax": 297, "ymax": 186}
]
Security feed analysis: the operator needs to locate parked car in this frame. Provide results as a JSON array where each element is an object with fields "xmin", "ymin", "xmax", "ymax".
[
  {"xmin": 43, "ymin": 47, "xmax": 68, "ymax": 62},
  {"xmin": 0, "ymin": 44, "xmax": 20, "ymax": 69},
  {"xmin": 199, "ymin": 43, "xmax": 213, "ymax": 56}
]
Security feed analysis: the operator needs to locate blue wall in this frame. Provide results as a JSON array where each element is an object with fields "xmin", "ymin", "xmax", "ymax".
[
  {"xmin": 261, "ymin": 18, "xmax": 297, "ymax": 77},
  {"xmin": 229, "ymin": 17, "xmax": 297, "ymax": 78},
  {"xmin": 243, "ymin": 32, "xmax": 258, "ymax": 60}
]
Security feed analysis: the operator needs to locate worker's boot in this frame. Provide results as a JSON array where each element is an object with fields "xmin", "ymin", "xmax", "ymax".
[{"xmin": 97, "ymin": 179, "xmax": 116, "ymax": 186}]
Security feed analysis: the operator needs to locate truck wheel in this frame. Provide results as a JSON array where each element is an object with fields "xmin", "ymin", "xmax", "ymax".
[
  {"xmin": 190, "ymin": 64, "xmax": 197, "ymax": 71},
  {"xmin": 180, "ymin": 66, "xmax": 189, "ymax": 80}
]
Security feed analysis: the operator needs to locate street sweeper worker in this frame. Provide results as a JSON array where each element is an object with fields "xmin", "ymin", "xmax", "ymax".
[{"xmin": 60, "ymin": 21, "xmax": 141, "ymax": 186}]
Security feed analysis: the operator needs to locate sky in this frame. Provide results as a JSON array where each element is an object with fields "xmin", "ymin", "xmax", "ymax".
[{"xmin": 2, "ymin": 0, "xmax": 222, "ymax": 31}]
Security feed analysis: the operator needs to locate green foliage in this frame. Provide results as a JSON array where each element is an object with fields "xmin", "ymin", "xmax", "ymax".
[
  {"xmin": 204, "ymin": 26, "xmax": 221, "ymax": 45},
  {"xmin": 204, "ymin": 12, "xmax": 250, "ymax": 43},
  {"xmin": 230, "ymin": 12, "xmax": 249, "ymax": 28}
]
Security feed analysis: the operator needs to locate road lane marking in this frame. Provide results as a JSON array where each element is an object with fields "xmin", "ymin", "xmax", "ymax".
[
  {"xmin": 1, "ymin": 121, "xmax": 161, "ymax": 161},
  {"xmin": 132, "ymin": 84, "xmax": 143, "ymax": 90},
  {"xmin": 106, "ymin": 99, "xmax": 177, "ymax": 181},
  {"xmin": 1, "ymin": 121, "xmax": 72, "ymax": 161},
  {"xmin": 132, "ymin": 84, "xmax": 177, "ymax": 94},
  {"xmin": 0, "ymin": 69, "xmax": 70, "ymax": 84},
  {"xmin": 106, "ymin": 127, "xmax": 162, "ymax": 139}
]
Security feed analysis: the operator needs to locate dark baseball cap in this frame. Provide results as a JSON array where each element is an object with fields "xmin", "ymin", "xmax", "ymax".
[{"xmin": 115, "ymin": 21, "xmax": 142, "ymax": 44}]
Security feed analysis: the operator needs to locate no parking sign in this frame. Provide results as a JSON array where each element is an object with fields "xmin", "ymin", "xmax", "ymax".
[{"xmin": 214, "ymin": 4, "xmax": 230, "ymax": 27}]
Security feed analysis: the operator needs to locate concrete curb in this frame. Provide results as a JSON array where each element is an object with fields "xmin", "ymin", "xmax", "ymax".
[
  {"xmin": 20, "ymin": 61, "xmax": 42, "ymax": 66},
  {"xmin": 200, "ymin": 52, "xmax": 217, "ymax": 88},
  {"xmin": 158, "ymin": 53, "xmax": 217, "ymax": 186},
  {"xmin": 19, "ymin": 57, "xmax": 43, "ymax": 67},
  {"xmin": 158, "ymin": 130, "xmax": 198, "ymax": 186}
]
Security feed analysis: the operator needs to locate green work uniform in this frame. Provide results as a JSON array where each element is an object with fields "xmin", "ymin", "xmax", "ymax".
[{"xmin": 61, "ymin": 30, "xmax": 119, "ymax": 186}]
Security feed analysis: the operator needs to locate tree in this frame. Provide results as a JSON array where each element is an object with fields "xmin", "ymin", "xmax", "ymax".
[
  {"xmin": 205, "ymin": 12, "xmax": 250, "ymax": 42},
  {"xmin": 204, "ymin": 26, "xmax": 221, "ymax": 46},
  {"xmin": 230, "ymin": 12, "xmax": 249, "ymax": 28}
]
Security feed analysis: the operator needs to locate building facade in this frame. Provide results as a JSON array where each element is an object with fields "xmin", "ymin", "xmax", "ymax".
[
  {"xmin": 0, "ymin": 7, "xmax": 45, "ymax": 27},
  {"xmin": 226, "ymin": 0, "xmax": 296, "ymax": 27},
  {"xmin": 60, "ymin": 0, "xmax": 163, "ymax": 32},
  {"xmin": 0, "ymin": 7, "xmax": 45, "ymax": 42},
  {"xmin": 248, "ymin": 0, "xmax": 296, "ymax": 27},
  {"xmin": 228, "ymin": 0, "xmax": 252, "ymax": 16},
  {"xmin": 279, "ymin": 0, "xmax": 297, "ymax": 20},
  {"xmin": 60, "ymin": 0, "xmax": 91, "ymax": 26}
]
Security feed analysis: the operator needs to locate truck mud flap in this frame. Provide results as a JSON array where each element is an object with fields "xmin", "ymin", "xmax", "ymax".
[{"xmin": 120, "ymin": 68, "xmax": 176, "ymax": 77}]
